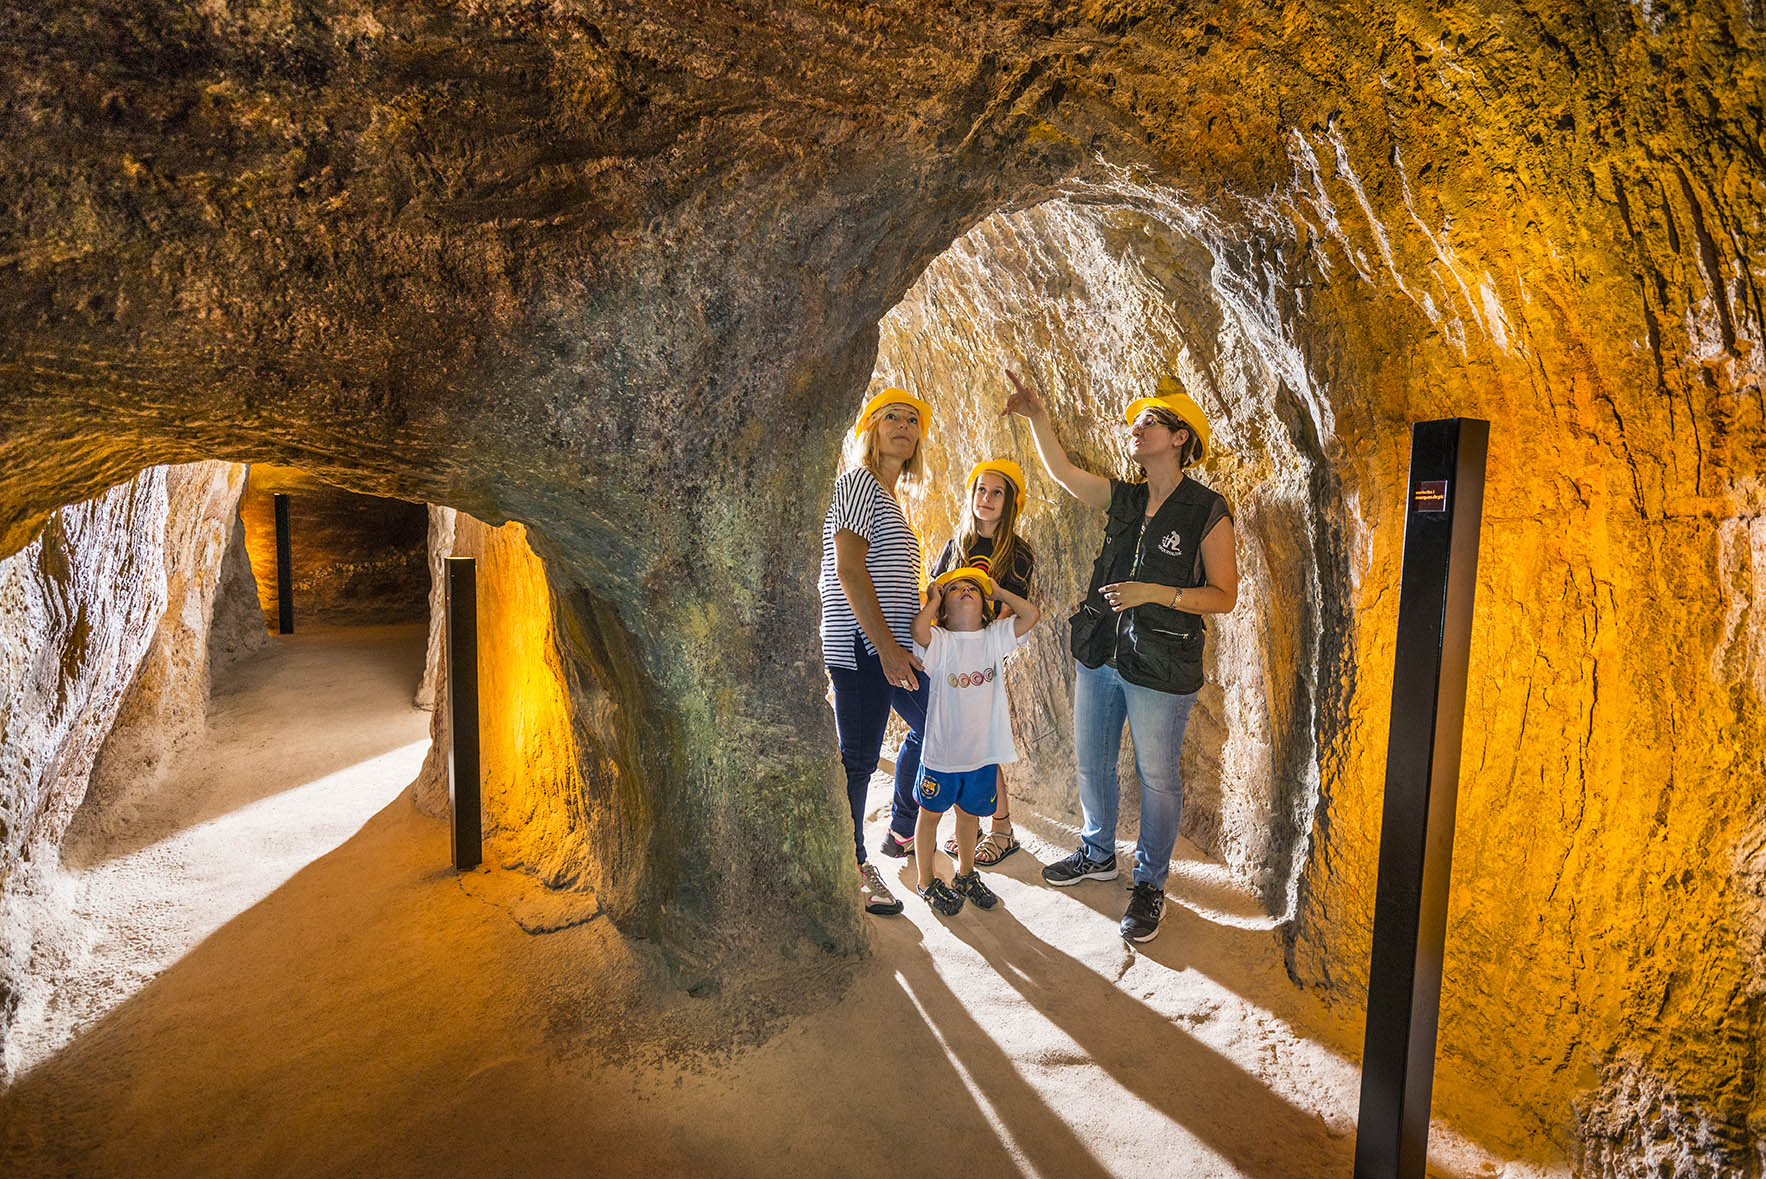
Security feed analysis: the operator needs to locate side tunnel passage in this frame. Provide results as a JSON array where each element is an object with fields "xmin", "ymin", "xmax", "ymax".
[
  {"xmin": 0, "ymin": 461, "xmax": 435, "ymax": 1081},
  {"xmin": 409, "ymin": 511, "xmax": 652, "ymax": 934},
  {"xmin": 237, "ymin": 465, "xmax": 430, "ymax": 633}
]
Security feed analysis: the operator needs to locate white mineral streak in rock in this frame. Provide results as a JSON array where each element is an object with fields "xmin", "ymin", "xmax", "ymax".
[
  {"xmin": 1325, "ymin": 125, "xmax": 1460, "ymax": 342},
  {"xmin": 1286, "ymin": 128, "xmax": 1361, "ymax": 285},
  {"xmin": 414, "ymin": 503, "xmax": 457, "ymax": 711},
  {"xmin": 1390, "ymin": 138, "xmax": 1491, "ymax": 354}
]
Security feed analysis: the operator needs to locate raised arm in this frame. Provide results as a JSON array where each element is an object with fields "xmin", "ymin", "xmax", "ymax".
[
  {"xmin": 911, "ymin": 581, "xmax": 941, "ymax": 647},
  {"xmin": 834, "ymin": 529, "xmax": 924, "ymax": 690},
  {"xmin": 1003, "ymin": 369, "xmax": 1110, "ymax": 511},
  {"xmin": 991, "ymin": 583, "xmax": 1042, "ymax": 638}
]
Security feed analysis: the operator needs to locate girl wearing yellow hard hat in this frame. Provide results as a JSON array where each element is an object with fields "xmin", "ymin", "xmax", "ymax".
[
  {"xmin": 817, "ymin": 387, "xmax": 934, "ymax": 917},
  {"xmin": 928, "ymin": 458, "xmax": 1037, "ymax": 866},
  {"xmin": 1002, "ymin": 368, "xmax": 1240, "ymax": 944}
]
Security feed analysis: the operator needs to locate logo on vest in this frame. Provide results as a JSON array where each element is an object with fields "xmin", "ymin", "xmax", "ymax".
[{"xmin": 1158, "ymin": 530, "xmax": 1184, "ymax": 556}]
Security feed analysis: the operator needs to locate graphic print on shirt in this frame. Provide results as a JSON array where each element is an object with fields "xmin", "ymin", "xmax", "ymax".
[
  {"xmin": 944, "ymin": 662, "xmax": 999, "ymax": 690},
  {"xmin": 914, "ymin": 618, "xmax": 1025, "ymax": 773},
  {"xmin": 1158, "ymin": 529, "xmax": 1184, "ymax": 557}
]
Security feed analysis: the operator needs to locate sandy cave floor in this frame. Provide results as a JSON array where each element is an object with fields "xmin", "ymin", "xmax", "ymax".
[{"xmin": 1, "ymin": 626, "xmax": 1567, "ymax": 1178}]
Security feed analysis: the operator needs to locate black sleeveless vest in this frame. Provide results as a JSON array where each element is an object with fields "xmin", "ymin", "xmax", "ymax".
[{"xmin": 1069, "ymin": 477, "xmax": 1226, "ymax": 696}]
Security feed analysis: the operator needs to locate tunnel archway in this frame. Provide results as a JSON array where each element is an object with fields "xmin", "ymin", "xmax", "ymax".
[{"xmin": 866, "ymin": 188, "xmax": 1342, "ymax": 923}]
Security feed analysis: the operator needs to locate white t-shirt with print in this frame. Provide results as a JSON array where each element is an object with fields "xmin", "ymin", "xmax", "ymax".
[{"xmin": 913, "ymin": 618, "xmax": 1025, "ymax": 773}]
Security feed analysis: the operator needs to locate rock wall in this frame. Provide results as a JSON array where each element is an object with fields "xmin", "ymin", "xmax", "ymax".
[
  {"xmin": 0, "ymin": 471, "xmax": 167, "ymax": 1078},
  {"xmin": 0, "ymin": 462, "xmax": 263, "ymax": 1078},
  {"xmin": 0, "ymin": 1, "xmax": 1762, "ymax": 1168},
  {"xmin": 877, "ymin": 198, "xmax": 1331, "ymax": 916},
  {"xmin": 412, "ymin": 510, "xmax": 864, "ymax": 964},
  {"xmin": 412, "ymin": 505, "xmax": 455, "ymax": 712},
  {"xmin": 207, "ymin": 506, "xmax": 272, "ymax": 684},
  {"xmin": 0, "ymin": 471, "xmax": 168, "ymax": 861},
  {"xmin": 65, "ymin": 463, "xmax": 256, "ymax": 857}
]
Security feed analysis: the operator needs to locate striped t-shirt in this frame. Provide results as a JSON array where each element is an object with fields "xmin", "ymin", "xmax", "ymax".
[{"xmin": 819, "ymin": 466, "xmax": 924, "ymax": 669}]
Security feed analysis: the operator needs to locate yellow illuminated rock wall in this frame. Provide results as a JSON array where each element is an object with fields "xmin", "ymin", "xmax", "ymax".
[
  {"xmin": 416, "ymin": 513, "xmax": 617, "ymax": 911},
  {"xmin": 874, "ymin": 163, "xmax": 1765, "ymax": 1163}
]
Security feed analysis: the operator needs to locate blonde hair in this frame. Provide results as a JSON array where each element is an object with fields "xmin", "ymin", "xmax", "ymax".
[
  {"xmin": 958, "ymin": 473, "xmax": 1021, "ymax": 586},
  {"xmin": 849, "ymin": 412, "xmax": 924, "ymax": 485}
]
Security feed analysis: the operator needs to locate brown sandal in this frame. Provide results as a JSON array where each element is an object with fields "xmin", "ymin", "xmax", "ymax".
[{"xmin": 975, "ymin": 828, "xmax": 1020, "ymax": 866}]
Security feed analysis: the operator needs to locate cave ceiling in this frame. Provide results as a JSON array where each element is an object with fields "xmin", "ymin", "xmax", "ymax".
[{"xmin": 5, "ymin": 1, "xmax": 1754, "ymax": 564}]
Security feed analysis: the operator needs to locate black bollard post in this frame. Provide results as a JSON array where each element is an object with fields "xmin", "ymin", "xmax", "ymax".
[
  {"xmin": 1354, "ymin": 418, "xmax": 1489, "ymax": 1179},
  {"xmin": 444, "ymin": 557, "xmax": 482, "ymax": 872},
  {"xmin": 273, "ymin": 493, "xmax": 294, "ymax": 635}
]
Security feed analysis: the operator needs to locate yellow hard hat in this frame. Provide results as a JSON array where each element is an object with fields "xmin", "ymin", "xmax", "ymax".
[
  {"xmin": 964, "ymin": 459, "xmax": 1026, "ymax": 500},
  {"xmin": 1124, "ymin": 374, "xmax": 1211, "ymax": 465},
  {"xmin": 853, "ymin": 387, "xmax": 933, "ymax": 439},
  {"xmin": 931, "ymin": 566, "xmax": 994, "ymax": 598}
]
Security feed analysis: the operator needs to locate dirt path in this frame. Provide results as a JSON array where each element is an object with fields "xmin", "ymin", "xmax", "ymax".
[{"xmin": 0, "ymin": 627, "xmax": 1562, "ymax": 1178}]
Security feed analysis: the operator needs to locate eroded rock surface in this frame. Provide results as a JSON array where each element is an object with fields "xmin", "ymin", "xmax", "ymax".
[
  {"xmin": 0, "ymin": 2, "xmax": 1763, "ymax": 1169},
  {"xmin": 65, "ymin": 462, "xmax": 253, "ymax": 856},
  {"xmin": 0, "ymin": 472, "xmax": 169, "ymax": 1077},
  {"xmin": 877, "ymin": 198, "xmax": 1333, "ymax": 917}
]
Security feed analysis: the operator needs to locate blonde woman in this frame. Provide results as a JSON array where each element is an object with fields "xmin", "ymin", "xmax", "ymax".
[{"xmin": 819, "ymin": 388, "xmax": 932, "ymax": 916}]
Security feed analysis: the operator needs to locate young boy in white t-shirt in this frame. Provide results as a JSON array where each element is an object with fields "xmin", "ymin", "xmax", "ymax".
[{"xmin": 908, "ymin": 566, "xmax": 1041, "ymax": 915}]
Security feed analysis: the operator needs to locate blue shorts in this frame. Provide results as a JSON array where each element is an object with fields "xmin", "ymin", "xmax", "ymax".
[{"xmin": 914, "ymin": 764, "xmax": 998, "ymax": 816}]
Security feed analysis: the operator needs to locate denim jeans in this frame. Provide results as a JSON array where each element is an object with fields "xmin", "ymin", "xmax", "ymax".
[
  {"xmin": 1073, "ymin": 659, "xmax": 1196, "ymax": 887},
  {"xmin": 827, "ymin": 634, "xmax": 928, "ymax": 863}
]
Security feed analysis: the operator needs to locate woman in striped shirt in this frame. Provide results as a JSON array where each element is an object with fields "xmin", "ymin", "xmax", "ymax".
[{"xmin": 819, "ymin": 387, "xmax": 932, "ymax": 917}]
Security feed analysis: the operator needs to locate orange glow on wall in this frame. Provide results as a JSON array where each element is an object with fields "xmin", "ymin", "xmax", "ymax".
[{"xmin": 447, "ymin": 515, "xmax": 601, "ymax": 894}]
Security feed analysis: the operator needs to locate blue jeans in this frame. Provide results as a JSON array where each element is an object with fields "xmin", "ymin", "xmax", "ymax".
[
  {"xmin": 1073, "ymin": 659, "xmax": 1196, "ymax": 888},
  {"xmin": 827, "ymin": 634, "xmax": 928, "ymax": 863}
]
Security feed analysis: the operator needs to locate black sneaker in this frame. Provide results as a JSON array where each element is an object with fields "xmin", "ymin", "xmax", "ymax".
[
  {"xmin": 1041, "ymin": 846, "xmax": 1119, "ymax": 887},
  {"xmin": 952, "ymin": 870, "xmax": 999, "ymax": 911},
  {"xmin": 1120, "ymin": 882, "xmax": 1165, "ymax": 943},
  {"xmin": 879, "ymin": 830, "xmax": 915, "ymax": 859},
  {"xmin": 919, "ymin": 878, "xmax": 965, "ymax": 917}
]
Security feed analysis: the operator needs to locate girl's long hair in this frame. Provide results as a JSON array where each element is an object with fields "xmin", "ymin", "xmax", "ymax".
[{"xmin": 959, "ymin": 474, "xmax": 1020, "ymax": 581}]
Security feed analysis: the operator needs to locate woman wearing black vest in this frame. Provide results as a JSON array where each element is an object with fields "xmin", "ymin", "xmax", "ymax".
[{"xmin": 1004, "ymin": 369, "xmax": 1239, "ymax": 943}]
